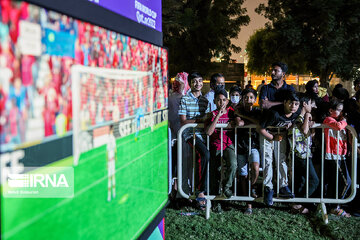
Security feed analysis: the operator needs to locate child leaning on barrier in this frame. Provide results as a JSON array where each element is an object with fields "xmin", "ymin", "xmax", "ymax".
[
  {"xmin": 234, "ymin": 88, "xmax": 261, "ymax": 215},
  {"xmin": 258, "ymin": 90, "xmax": 301, "ymax": 206},
  {"xmin": 205, "ymin": 88, "xmax": 242, "ymax": 198},
  {"xmin": 288, "ymin": 93, "xmax": 319, "ymax": 214},
  {"xmin": 323, "ymin": 99, "xmax": 351, "ymax": 217}
]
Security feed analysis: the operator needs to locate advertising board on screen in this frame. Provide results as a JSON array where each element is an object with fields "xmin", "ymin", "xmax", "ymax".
[{"xmin": 88, "ymin": 0, "xmax": 162, "ymax": 32}]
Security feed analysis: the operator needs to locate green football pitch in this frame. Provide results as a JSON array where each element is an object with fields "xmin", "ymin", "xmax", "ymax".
[{"xmin": 1, "ymin": 122, "xmax": 168, "ymax": 240}]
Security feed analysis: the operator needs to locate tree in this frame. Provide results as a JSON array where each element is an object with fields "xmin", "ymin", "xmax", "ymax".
[
  {"xmin": 246, "ymin": 28, "xmax": 307, "ymax": 75},
  {"xmin": 163, "ymin": 0, "xmax": 250, "ymax": 77},
  {"xmin": 248, "ymin": 0, "xmax": 360, "ymax": 87}
]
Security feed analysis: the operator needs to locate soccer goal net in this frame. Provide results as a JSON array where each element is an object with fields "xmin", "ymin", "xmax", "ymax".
[{"xmin": 71, "ymin": 65, "xmax": 154, "ymax": 165}]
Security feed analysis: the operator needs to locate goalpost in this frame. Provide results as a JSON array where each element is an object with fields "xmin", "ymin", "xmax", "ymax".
[{"xmin": 71, "ymin": 65, "xmax": 154, "ymax": 166}]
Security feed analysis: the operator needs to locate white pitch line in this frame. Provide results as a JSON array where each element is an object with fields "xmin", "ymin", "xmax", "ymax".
[{"xmin": 3, "ymin": 141, "xmax": 167, "ymax": 239}]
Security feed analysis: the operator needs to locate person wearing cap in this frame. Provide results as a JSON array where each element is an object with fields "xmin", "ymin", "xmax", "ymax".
[
  {"xmin": 229, "ymin": 85, "xmax": 242, "ymax": 109},
  {"xmin": 205, "ymin": 88, "xmax": 243, "ymax": 198}
]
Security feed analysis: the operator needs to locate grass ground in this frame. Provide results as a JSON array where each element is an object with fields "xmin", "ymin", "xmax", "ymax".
[
  {"xmin": 2, "ymin": 123, "xmax": 168, "ymax": 240},
  {"xmin": 165, "ymin": 201, "xmax": 360, "ymax": 239}
]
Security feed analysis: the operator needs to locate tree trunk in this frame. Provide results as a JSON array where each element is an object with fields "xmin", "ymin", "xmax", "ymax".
[{"xmin": 319, "ymin": 70, "xmax": 330, "ymax": 88}]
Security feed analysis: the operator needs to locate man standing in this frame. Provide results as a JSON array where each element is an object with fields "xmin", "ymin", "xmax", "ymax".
[
  {"xmin": 258, "ymin": 62, "xmax": 296, "ymax": 206},
  {"xmin": 256, "ymin": 80, "xmax": 266, "ymax": 94},
  {"xmin": 179, "ymin": 72, "xmax": 210, "ymax": 210},
  {"xmin": 259, "ymin": 62, "xmax": 295, "ymax": 109},
  {"xmin": 205, "ymin": 73, "xmax": 225, "ymax": 112}
]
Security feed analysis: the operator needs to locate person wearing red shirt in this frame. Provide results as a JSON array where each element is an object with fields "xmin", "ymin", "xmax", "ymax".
[{"xmin": 205, "ymin": 88, "xmax": 242, "ymax": 198}]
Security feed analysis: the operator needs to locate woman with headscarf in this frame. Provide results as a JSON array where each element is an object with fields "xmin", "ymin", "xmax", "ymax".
[
  {"xmin": 168, "ymin": 72, "xmax": 191, "ymax": 200},
  {"xmin": 168, "ymin": 72, "xmax": 190, "ymax": 138}
]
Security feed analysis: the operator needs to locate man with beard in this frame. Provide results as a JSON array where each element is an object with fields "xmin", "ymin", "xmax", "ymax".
[{"xmin": 259, "ymin": 62, "xmax": 295, "ymax": 110}]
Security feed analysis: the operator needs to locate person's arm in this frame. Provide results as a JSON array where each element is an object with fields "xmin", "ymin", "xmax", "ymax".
[
  {"xmin": 206, "ymin": 108, "xmax": 226, "ymax": 136},
  {"xmin": 323, "ymin": 117, "xmax": 347, "ymax": 131},
  {"xmin": 234, "ymin": 116, "xmax": 245, "ymax": 127},
  {"xmin": 235, "ymin": 113, "xmax": 259, "ymax": 125},
  {"xmin": 257, "ymin": 126, "xmax": 273, "ymax": 140},
  {"xmin": 260, "ymin": 97, "xmax": 283, "ymax": 109},
  {"xmin": 300, "ymin": 113, "xmax": 311, "ymax": 135},
  {"xmin": 259, "ymin": 86, "xmax": 282, "ymax": 109},
  {"xmin": 256, "ymin": 126, "xmax": 282, "ymax": 141},
  {"xmin": 179, "ymin": 115, "xmax": 196, "ymax": 125}
]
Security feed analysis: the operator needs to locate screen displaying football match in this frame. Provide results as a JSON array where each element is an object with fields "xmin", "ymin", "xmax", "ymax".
[{"xmin": 0, "ymin": 1, "xmax": 168, "ymax": 239}]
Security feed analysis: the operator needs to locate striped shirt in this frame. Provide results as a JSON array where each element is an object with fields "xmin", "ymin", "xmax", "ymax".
[{"xmin": 178, "ymin": 90, "xmax": 210, "ymax": 141}]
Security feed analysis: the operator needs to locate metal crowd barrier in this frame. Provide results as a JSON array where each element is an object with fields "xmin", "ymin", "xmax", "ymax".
[{"xmin": 175, "ymin": 123, "xmax": 358, "ymax": 221}]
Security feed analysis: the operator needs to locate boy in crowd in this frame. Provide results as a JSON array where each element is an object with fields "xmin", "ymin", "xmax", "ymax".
[
  {"xmin": 205, "ymin": 88, "xmax": 241, "ymax": 198},
  {"xmin": 258, "ymin": 90, "xmax": 300, "ymax": 205},
  {"xmin": 288, "ymin": 93, "xmax": 319, "ymax": 213},
  {"xmin": 205, "ymin": 73, "xmax": 226, "ymax": 112},
  {"xmin": 178, "ymin": 72, "xmax": 210, "ymax": 209},
  {"xmin": 235, "ymin": 88, "xmax": 261, "ymax": 214}
]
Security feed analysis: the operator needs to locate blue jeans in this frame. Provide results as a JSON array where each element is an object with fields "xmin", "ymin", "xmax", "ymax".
[{"xmin": 237, "ymin": 149, "xmax": 260, "ymax": 176}]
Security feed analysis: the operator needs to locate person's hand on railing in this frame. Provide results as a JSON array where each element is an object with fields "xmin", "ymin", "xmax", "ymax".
[
  {"xmin": 272, "ymin": 134, "xmax": 283, "ymax": 141},
  {"xmin": 285, "ymin": 122, "xmax": 293, "ymax": 130},
  {"xmin": 234, "ymin": 117, "xmax": 245, "ymax": 127}
]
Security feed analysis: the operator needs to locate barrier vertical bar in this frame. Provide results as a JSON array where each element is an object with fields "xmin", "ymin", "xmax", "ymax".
[
  {"xmin": 220, "ymin": 127, "xmax": 224, "ymax": 196},
  {"xmin": 192, "ymin": 129, "xmax": 195, "ymax": 194},
  {"xmin": 234, "ymin": 127, "xmax": 238, "ymax": 196},
  {"xmin": 207, "ymin": 135, "xmax": 210, "ymax": 197},
  {"xmin": 292, "ymin": 128, "xmax": 295, "ymax": 197},
  {"xmin": 248, "ymin": 128, "xmax": 252, "ymax": 197},
  {"xmin": 306, "ymin": 136, "xmax": 310, "ymax": 198},
  {"xmin": 262, "ymin": 135, "xmax": 266, "ymax": 197},
  {"xmin": 168, "ymin": 128, "xmax": 172, "ymax": 195},
  {"xmin": 321, "ymin": 127, "xmax": 325, "ymax": 199},
  {"xmin": 277, "ymin": 128, "xmax": 280, "ymax": 197},
  {"xmin": 336, "ymin": 130, "xmax": 339, "ymax": 200}
]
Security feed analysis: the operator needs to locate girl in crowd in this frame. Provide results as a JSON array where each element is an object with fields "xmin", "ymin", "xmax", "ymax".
[{"xmin": 323, "ymin": 99, "xmax": 351, "ymax": 217}]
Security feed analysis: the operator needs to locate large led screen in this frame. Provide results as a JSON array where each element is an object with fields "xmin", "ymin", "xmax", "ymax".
[{"xmin": 0, "ymin": 1, "xmax": 168, "ymax": 239}]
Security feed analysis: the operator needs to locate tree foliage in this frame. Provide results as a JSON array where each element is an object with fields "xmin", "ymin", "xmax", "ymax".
[
  {"xmin": 247, "ymin": 0, "xmax": 360, "ymax": 86},
  {"xmin": 246, "ymin": 28, "xmax": 307, "ymax": 75},
  {"xmin": 163, "ymin": 0, "xmax": 250, "ymax": 77}
]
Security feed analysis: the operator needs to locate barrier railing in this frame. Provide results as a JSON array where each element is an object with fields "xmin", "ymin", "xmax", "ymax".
[{"xmin": 176, "ymin": 123, "xmax": 358, "ymax": 221}]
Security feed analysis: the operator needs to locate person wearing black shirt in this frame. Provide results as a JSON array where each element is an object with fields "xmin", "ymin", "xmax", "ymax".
[
  {"xmin": 258, "ymin": 91, "xmax": 300, "ymax": 206},
  {"xmin": 259, "ymin": 62, "xmax": 295, "ymax": 110}
]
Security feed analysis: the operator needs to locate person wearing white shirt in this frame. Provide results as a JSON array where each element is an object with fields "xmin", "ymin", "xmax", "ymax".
[{"xmin": 204, "ymin": 73, "xmax": 225, "ymax": 112}]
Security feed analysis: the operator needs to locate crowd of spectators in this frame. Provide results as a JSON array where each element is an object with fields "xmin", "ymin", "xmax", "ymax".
[{"xmin": 169, "ymin": 62, "xmax": 360, "ymax": 217}]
